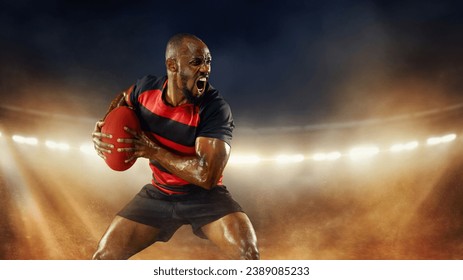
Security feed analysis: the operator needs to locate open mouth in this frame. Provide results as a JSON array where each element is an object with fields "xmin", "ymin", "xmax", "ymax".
[{"xmin": 196, "ymin": 77, "xmax": 208, "ymax": 95}]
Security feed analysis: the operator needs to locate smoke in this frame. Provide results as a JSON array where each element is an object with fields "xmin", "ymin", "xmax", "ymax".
[
  {"xmin": 1, "ymin": 0, "xmax": 463, "ymax": 260},
  {"xmin": 224, "ymin": 143, "xmax": 463, "ymax": 260},
  {"xmin": 2, "ymin": 1, "xmax": 462, "ymax": 127},
  {"xmin": 1, "ymin": 106, "xmax": 463, "ymax": 260}
]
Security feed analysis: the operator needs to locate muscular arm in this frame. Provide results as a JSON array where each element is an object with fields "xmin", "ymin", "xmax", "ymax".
[
  {"xmin": 121, "ymin": 132, "xmax": 230, "ymax": 190},
  {"xmin": 156, "ymin": 137, "xmax": 230, "ymax": 190}
]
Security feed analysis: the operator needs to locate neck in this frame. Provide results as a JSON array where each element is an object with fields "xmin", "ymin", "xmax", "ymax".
[{"xmin": 164, "ymin": 79, "xmax": 187, "ymax": 107}]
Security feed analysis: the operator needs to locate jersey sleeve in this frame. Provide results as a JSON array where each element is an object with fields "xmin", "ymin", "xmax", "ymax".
[
  {"xmin": 197, "ymin": 97, "xmax": 235, "ymax": 146},
  {"xmin": 127, "ymin": 75, "xmax": 160, "ymax": 108}
]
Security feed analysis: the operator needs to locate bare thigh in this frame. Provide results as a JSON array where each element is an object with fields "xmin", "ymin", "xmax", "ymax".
[
  {"xmin": 93, "ymin": 215, "xmax": 161, "ymax": 260},
  {"xmin": 201, "ymin": 212, "xmax": 259, "ymax": 260}
]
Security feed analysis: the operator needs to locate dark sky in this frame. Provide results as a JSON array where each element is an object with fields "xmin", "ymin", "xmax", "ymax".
[
  {"xmin": 1, "ymin": 0, "xmax": 463, "ymax": 128},
  {"xmin": 3, "ymin": 1, "xmax": 463, "ymax": 262}
]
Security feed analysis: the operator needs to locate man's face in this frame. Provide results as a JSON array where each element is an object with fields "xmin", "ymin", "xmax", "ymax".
[{"xmin": 176, "ymin": 39, "xmax": 212, "ymax": 104}]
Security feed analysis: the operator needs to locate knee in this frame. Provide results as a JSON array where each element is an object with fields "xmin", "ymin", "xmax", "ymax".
[
  {"xmin": 241, "ymin": 242, "xmax": 260, "ymax": 260},
  {"xmin": 92, "ymin": 247, "xmax": 112, "ymax": 260},
  {"xmin": 92, "ymin": 244, "xmax": 128, "ymax": 260},
  {"xmin": 92, "ymin": 250, "xmax": 104, "ymax": 260}
]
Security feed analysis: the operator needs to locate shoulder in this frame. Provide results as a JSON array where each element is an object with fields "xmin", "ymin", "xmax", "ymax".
[
  {"xmin": 128, "ymin": 75, "xmax": 166, "ymax": 107},
  {"xmin": 134, "ymin": 75, "xmax": 167, "ymax": 93},
  {"xmin": 198, "ymin": 85, "xmax": 232, "ymax": 115},
  {"xmin": 196, "ymin": 85, "xmax": 234, "ymax": 144}
]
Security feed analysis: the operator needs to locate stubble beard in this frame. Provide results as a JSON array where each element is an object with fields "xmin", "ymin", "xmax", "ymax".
[{"xmin": 180, "ymin": 74, "xmax": 201, "ymax": 105}]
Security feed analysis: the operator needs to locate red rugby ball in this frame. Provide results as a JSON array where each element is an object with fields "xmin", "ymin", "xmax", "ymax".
[{"xmin": 101, "ymin": 106, "xmax": 141, "ymax": 171}]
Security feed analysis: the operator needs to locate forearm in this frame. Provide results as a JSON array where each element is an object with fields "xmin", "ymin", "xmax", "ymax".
[
  {"xmin": 121, "ymin": 130, "xmax": 230, "ymax": 189},
  {"xmin": 154, "ymin": 150, "xmax": 211, "ymax": 188},
  {"xmin": 148, "ymin": 140, "xmax": 229, "ymax": 190}
]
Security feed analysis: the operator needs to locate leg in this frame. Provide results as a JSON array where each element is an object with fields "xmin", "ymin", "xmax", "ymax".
[
  {"xmin": 201, "ymin": 212, "xmax": 259, "ymax": 260},
  {"xmin": 92, "ymin": 215, "xmax": 160, "ymax": 260}
]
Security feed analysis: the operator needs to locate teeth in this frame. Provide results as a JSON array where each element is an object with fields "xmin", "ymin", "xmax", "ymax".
[
  {"xmin": 196, "ymin": 77, "xmax": 207, "ymax": 95},
  {"xmin": 198, "ymin": 78, "xmax": 206, "ymax": 89}
]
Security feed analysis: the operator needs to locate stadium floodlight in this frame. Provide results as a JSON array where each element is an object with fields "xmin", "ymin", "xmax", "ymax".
[
  {"xmin": 389, "ymin": 141, "xmax": 419, "ymax": 153},
  {"xmin": 45, "ymin": 140, "xmax": 70, "ymax": 151},
  {"xmin": 79, "ymin": 143, "xmax": 95, "ymax": 155},
  {"xmin": 275, "ymin": 154, "xmax": 305, "ymax": 164},
  {"xmin": 348, "ymin": 146, "xmax": 379, "ymax": 160},
  {"xmin": 427, "ymin": 137, "xmax": 441, "ymax": 146},
  {"xmin": 228, "ymin": 154, "xmax": 262, "ymax": 165},
  {"xmin": 441, "ymin": 133, "xmax": 457, "ymax": 143},
  {"xmin": 312, "ymin": 151, "xmax": 341, "ymax": 161},
  {"xmin": 426, "ymin": 133, "xmax": 457, "ymax": 146},
  {"xmin": 12, "ymin": 135, "xmax": 39, "ymax": 146}
]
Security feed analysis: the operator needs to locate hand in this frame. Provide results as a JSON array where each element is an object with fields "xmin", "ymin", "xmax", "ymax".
[
  {"xmin": 91, "ymin": 120, "xmax": 114, "ymax": 159},
  {"xmin": 117, "ymin": 126, "xmax": 159, "ymax": 163},
  {"xmin": 92, "ymin": 92, "xmax": 129, "ymax": 160}
]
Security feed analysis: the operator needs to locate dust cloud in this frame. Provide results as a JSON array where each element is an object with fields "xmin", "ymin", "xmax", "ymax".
[{"xmin": 1, "ymin": 118, "xmax": 463, "ymax": 259}]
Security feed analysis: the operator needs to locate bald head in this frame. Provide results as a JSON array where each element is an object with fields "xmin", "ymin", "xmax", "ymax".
[
  {"xmin": 163, "ymin": 33, "xmax": 212, "ymax": 105},
  {"xmin": 165, "ymin": 33, "xmax": 206, "ymax": 60}
]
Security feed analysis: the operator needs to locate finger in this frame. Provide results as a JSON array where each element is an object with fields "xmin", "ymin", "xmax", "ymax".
[
  {"xmin": 96, "ymin": 145, "xmax": 112, "ymax": 154},
  {"xmin": 95, "ymin": 145, "xmax": 112, "ymax": 154},
  {"xmin": 96, "ymin": 120, "xmax": 105, "ymax": 128},
  {"xmin": 93, "ymin": 138, "xmax": 114, "ymax": 153},
  {"xmin": 94, "ymin": 120, "xmax": 105, "ymax": 132},
  {"xmin": 117, "ymin": 147, "xmax": 135, "ymax": 153},
  {"xmin": 124, "ymin": 154, "xmax": 138, "ymax": 163},
  {"xmin": 124, "ymin": 127, "xmax": 137, "ymax": 137},
  {"xmin": 92, "ymin": 131, "xmax": 113, "ymax": 139},
  {"xmin": 140, "ymin": 133, "xmax": 155, "ymax": 145},
  {"xmin": 97, "ymin": 151, "xmax": 107, "ymax": 160},
  {"xmin": 117, "ymin": 137, "xmax": 136, "ymax": 144},
  {"xmin": 93, "ymin": 135, "xmax": 113, "ymax": 147}
]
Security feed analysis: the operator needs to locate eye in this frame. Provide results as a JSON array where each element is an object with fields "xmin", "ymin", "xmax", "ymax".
[{"xmin": 190, "ymin": 58, "xmax": 202, "ymax": 66}]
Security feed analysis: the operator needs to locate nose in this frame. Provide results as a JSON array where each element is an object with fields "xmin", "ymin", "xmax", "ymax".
[{"xmin": 199, "ymin": 61, "xmax": 210, "ymax": 74}]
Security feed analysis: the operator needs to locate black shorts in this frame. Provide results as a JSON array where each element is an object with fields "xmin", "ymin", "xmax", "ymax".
[{"xmin": 117, "ymin": 184, "xmax": 243, "ymax": 242}]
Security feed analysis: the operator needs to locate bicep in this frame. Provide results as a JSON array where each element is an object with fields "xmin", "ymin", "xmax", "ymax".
[{"xmin": 195, "ymin": 137, "xmax": 231, "ymax": 176}]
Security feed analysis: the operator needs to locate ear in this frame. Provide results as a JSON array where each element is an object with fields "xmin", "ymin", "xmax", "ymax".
[{"xmin": 166, "ymin": 58, "xmax": 178, "ymax": 73}]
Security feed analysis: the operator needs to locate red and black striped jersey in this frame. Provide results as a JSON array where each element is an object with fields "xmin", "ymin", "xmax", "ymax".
[{"xmin": 127, "ymin": 75, "xmax": 234, "ymax": 194}]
